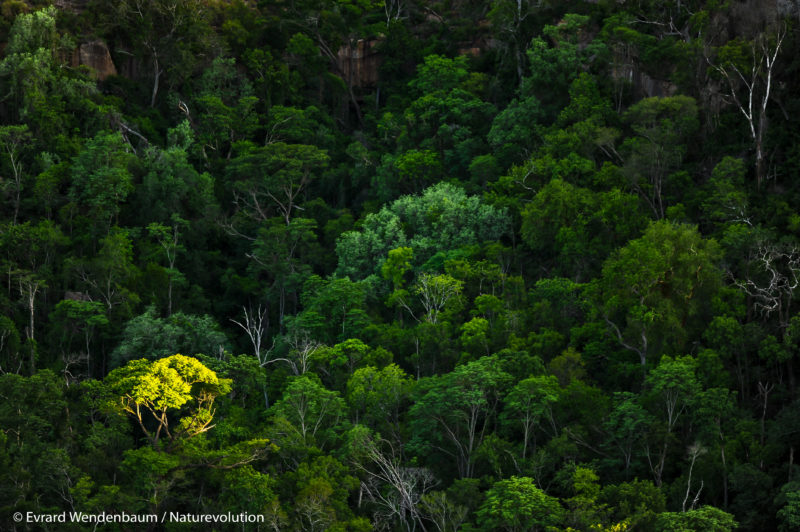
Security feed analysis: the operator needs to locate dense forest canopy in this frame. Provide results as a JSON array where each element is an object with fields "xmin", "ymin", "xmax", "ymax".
[{"xmin": 2, "ymin": 0, "xmax": 800, "ymax": 530}]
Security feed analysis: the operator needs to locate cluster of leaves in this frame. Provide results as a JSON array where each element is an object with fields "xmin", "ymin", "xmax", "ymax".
[{"xmin": 2, "ymin": 1, "xmax": 800, "ymax": 530}]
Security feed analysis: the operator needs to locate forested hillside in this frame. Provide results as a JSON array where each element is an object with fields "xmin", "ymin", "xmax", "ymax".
[{"xmin": 2, "ymin": 1, "xmax": 800, "ymax": 530}]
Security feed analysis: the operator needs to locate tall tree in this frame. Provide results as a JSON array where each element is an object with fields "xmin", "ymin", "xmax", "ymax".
[
  {"xmin": 114, "ymin": 0, "xmax": 214, "ymax": 107},
  {"xmin": 710, "ymin": 27, "xmax": 786, "ymax": 188},
  {"xmin": 599, "ymin": 221, "xmax": 722, "ymax": 372},
  {"xmin": 410, "ymin": 356, "xmax": 512, "ymax": 478},
  {"xmin": 105, "ymin": 354, "xmax": 232, "ymax": 448}
]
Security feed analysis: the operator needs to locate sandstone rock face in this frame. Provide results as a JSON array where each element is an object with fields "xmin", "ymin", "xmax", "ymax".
[
  {"xmin": 53, "ymin": 0, "xmax": 89, "ymax": 13},
  {"xmin": 611, "ymin": 61, "xmax": 677, "ymax": 100},
  {"xmin": 337, "ymin": 39, "xmax": 381, "ymax": 89},
  {"xmin": 78, "ymin": 40, "xmax": 117, "ymax": 80}
]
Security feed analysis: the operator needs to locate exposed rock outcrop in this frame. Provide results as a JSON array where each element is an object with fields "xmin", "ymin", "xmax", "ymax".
[
  {"xmin": 53, "ymin": 0, "xmax": 89, "ymax": 14},
  {"xmin": 77, "ymin": 40, "xmax": 117, "ymax": 80},
  {"xmin": 611, "ymin": 61, "xmax": 678, "ymax": 100},
  {"xmin": 337, "ymin": 39, "xmax": 381, "ymax": 89}
]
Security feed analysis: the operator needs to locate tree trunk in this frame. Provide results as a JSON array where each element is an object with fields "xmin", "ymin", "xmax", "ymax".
[{"xmin": 150, "ymin": 52, "xmax": 161, "ymax": 108}]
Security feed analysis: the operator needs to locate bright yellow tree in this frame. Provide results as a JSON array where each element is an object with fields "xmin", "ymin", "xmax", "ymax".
[{"xmin": 105, "ymin": 354, "xmax": 231, "ymax": 448}]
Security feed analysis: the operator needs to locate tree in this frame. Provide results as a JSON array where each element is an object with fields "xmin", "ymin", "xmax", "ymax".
[
  {"xmin": 346, "ymin": 364, "xmax": 411, "ymax": 439},
  {"xmin": 655, "ymin": 505, "xmax": 737, "ymax": 531},
  {"xmin": 391, "ymin": 273, "xmax": 464, "ymax": 326},
  {"xmin": 419, "ymin": 490, "xmax": 469, "ymax": 532},
  {"xmin": 193, "ymin": 57, "xmax": 259, "ymax": 160},
  {"xmin": 777, "ymin": 482, "xmax": 800, "ymax": 532},
  {"xmin": 279, "ymin": 0, "xmax": 383, "ymax": 125},
  {"xmin": 271, "ymin": 328, "xmax": 323, "ymax": 376},
  {"xmin": 0, "ymin": 316, "xmax": 21, "ymax": 374},
  {"xmin": 336, "ymin": 182, "xmax": 510, "ymax": 279},
  {"xmin": 735, "ymin": 241, "xmax": 800, "ymax": 331},
  {"xmin": 231, "ymin": 305, "xmax": 272, "ymax": 366},
  {"xmin": 114, "ymin": 0, "xmax": 214, "ymax": 107},
  {"xmin": 521, "ymin": 179, "xmax": 645, "ymax": 280},
  {"xmin": 643, "ymin": 355, "xmax": 701, "ymax": 487},
  {"xmin": 381, "ymin": 246, "xmax": 413, "ymax": 291},
  {"xmin": 105, "ymin": 354, "xmax": 232, "ymax": 448},
  {"xmin": 134, "ymin": 134, "xmax": 218, "ymax": 228},
  {"xmin": 147, "ymin": 218, "xmax": 187, "ymax": 316},
  {"xmin": 565, "ymin": 467, "xmax": 611, "ymax": 531},
  {"xmin": 247, "ymin": 217, "xmax": 320, "ymax": 324},
  {"xmin": 476, "ymin": 476, "xmax": 564, "ymax": 532},
  {"xmin": 0, "ymin": 6, "xmax": 96, "ymax": 134},
  {"xmin": 710, "ymin": 27, "xmax": 785, "ymax": 188},
  {"xmin": 68, "ymin": 132, "xmax": 134, "ymax": 233},
  {"xmin": 397, "ymin": 56, "xmax": 497, "ymax": 183},
  {"xmin": 228, "ymin": 142, "xmax": 329, "ymax": 226},
  {"xmin": 621, "ymin": 96, "xmax": 699, "ymax": 219},
  {"xmin": 521, "ymin": 15, "xmax": 606, "ymax": 121},
  {"xmin": 0, "ymin": 125, "xmax": 30, "ymax": 224},
  {"xmin": 110, "ymin": 307, "xmax": 229, "ymax": 368},
  {"xmin": 410, "ymin": 356, "xmax": 512, "ymax": 478},
  {"xmin": 348, "ymin": 427, "xmax": 436, "ymax": 532},
  {"xmin": 69, "ymin": 229, "xmax": 139, "ymax": 317},
  {"xmin": 287, "ymin": 455, "xmax": 363, "ymax": 532},
  {"xmin": 599, "ymin": 221, "xmax": 722, "ymax": 371},
  {"xmin": 0, "ymin": 369, "xmax": 72, "ymax": 521},
  {"xmin": 488, "ymin": 94, "xmax": 545, "ymax": 165},
  {"xmin": 50, "ymin": 299, "xmax": 108, "ymax": 380},
  {"xmin": 0, "ymin": 219, "xmax": 66, "ymax": 371},
  {"xmin": 269, "ymin": 375, "xmax": 347, "ymax": 451},
  {"xmin": 603, "ymin": 391, "xmax": 651, "ymax": 476},
  {"xmin": 293, "ymin": 275, "xmax": 370, "ymax": 344},
  {"xmin": 0, "ymin": 7, "xmax": 59, "ymax": 120},
  {"xmin": 487, "ymin": 0, "xmax": 540, "ymax": 84},
  {"xmin": 501, "ymin": 375, "xmax": 560, "ymax": 460},
  {"xmin": 315, "ymin": 338, "xmax": 391, "ymax": 387},
  {"xmin": 702, "ymin": 157, "xmax": 750, "ymax": 230}
]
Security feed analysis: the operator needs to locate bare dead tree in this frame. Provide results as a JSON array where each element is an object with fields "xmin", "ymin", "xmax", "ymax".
[
  {"xmin": 355, "ymin": 433, "xmax": 436, "ymax": 532},
  {"xmin": 15, "ymin": 273, "xmax": 44, "ymax": 373},
  {"xmin": 384, "ymin": 0, "xmax": 405, "ymax": 25},
  {"xmin": 231, "ymin": 305, "xmax": 271, "ymax": 365},
  {"xmin": 709, "ymin": 26, "xmax": 786, "ymax": 188},
  {"xmin": 682, "ymin": 442, "xmax": 707, "ymax": 512},
  {"xmin": 62, "ymin": 351, "xmax": 89, "ymax": 386},
  {"xmin": 735, "ymin": 242, "xmax": 800, "ymax": 330}
]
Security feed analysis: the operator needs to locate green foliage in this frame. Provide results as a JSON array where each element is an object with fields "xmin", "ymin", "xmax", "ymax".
[
  {"xmin": 228, "ymin": 141, "xmax": 329, "ymax": 225},
  {"xmin": 336, "ymin": 182, "xmax": 510, "ymax": 279},
  {"xmin": 410, "ymin": 356, "xmax": 512, "ymax": 478},
  {"xmin": 409, "ymin": 54, "xmax": 470, "ymax": 95},
  {"xmin": 655, "ymin": 506, "xmax": 738, "ymax": 531},
  {"xmin": 501, "ymin": 375, "xmax": 560, "ymax": 459},
  {"xmin": 477, "ymin": 476, "xmax": 564, "ymax": 531},
  {"xmin": 599, "ymin": 221, "xmax": 723, "ymax": 368},
  {"xmin": 294, "ymin": 275, "xmax": 370, "ymax": 344},
  {"xmin": 621, "ymin": 95, "xmax": 699, "ymax": 218},
  {"xmin": 521, "ymin": 179, "xmax": 645, "ymax": 280},
  {"xmin": 1, "ymin": 2, "xmax": 799, "ymax": 528},
  {"xmin": 68, "ymin": 131, "xmax": 134, "ymax": 231},
  {"xmin": 777, "ymin": 482, "xmax": 800, "ymax": 532},
  {"xmin": 110, "ymin": 307, "xmax": 229, "ymax": 368},
  {"xmin": 269, "ymin": 375, "xmax": 347, "ymax": 451},
  {"xmin": 0, "ymin": 6, "xmax": 97, "ymax": 133}
]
